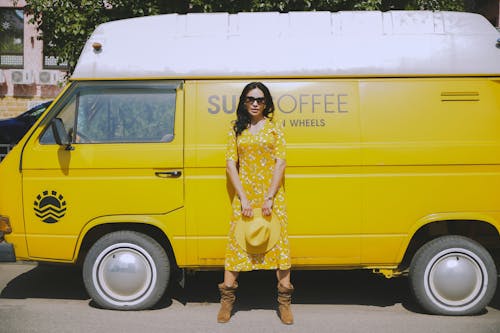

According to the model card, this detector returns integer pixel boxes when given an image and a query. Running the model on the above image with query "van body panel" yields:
[26,234,78,260]
[0,146,29,259]
[18,81,184,260]
[181,77,500,267]
[361,165,500,232]
[3,77,499,267]
[184,80,361,265]
[359,79,500,166]
[359,78,500,264]
[187,80,360,167]
[361,235,405,265]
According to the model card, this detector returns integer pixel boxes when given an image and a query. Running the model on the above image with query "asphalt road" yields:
[0,262,499,333]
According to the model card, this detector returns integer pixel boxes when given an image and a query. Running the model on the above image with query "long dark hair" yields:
[234,82,275,137]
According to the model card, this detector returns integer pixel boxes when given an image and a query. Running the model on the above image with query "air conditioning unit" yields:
[0,70,5,83]
[37,70,61,85]
[11,70,34,84]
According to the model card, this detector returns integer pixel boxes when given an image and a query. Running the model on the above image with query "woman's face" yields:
[244,88,266,120]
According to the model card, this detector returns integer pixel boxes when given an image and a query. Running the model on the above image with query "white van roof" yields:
[72,11,500,79]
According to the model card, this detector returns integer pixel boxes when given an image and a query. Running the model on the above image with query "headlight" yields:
[0,215,12,234]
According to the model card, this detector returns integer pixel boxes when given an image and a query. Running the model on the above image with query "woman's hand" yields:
[240,197,253,217]
[262,197,273,216]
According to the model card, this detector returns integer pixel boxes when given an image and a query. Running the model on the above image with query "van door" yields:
[21,81,184,260]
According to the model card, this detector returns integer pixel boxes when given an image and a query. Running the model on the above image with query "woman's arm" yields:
[262,158,286,216]
[226,160,253,217]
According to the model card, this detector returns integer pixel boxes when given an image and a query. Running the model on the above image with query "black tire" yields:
[82,230,170,310]
[409,235,497,315]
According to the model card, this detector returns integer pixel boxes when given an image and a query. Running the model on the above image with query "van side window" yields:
[40,84,176,144]
[76,88,176,143]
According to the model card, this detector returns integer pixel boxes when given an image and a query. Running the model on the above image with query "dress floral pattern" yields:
[225,119,291,271]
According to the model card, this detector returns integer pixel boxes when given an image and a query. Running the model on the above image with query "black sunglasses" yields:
[245,96,266,105]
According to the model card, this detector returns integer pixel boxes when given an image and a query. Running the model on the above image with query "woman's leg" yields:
[224,270,239,287]
[276,269,294,324]
[218,270,240,323]
[276,269,291,288]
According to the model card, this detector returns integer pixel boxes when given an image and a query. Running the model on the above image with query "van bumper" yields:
[0,241,16,262]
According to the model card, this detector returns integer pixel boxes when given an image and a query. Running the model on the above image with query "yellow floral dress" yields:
[225,118,291,271]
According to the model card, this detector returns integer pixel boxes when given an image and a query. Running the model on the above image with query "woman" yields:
[218,82,293,324]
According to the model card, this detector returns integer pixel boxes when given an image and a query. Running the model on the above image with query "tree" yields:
[23,0,466,74]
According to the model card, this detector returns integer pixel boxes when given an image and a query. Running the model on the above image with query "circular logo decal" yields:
[34,190,67,224]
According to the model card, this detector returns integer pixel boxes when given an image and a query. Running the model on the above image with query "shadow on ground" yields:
[166,269,418,312]
[1,263,499,314]
[0,263,87,300]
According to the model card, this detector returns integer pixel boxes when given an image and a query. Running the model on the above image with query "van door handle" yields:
[155,171,182,178]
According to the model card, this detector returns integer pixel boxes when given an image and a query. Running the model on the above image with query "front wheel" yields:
[83,231,170,310]
[409,235,497,315]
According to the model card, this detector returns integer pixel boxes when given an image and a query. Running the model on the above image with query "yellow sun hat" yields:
[235,208,281,254]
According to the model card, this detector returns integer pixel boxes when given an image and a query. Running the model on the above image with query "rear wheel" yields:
[83,230,170,310]
[409,235,497,315]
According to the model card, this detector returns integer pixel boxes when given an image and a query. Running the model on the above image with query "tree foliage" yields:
[22,0,466,74]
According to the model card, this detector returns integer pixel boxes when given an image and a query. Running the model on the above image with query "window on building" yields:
[43,41,68,69]
[43,55,69,69]
[0,8,24,68]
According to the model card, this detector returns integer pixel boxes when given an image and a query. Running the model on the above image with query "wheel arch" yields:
[74,217,179,273]
[398,215,500,272]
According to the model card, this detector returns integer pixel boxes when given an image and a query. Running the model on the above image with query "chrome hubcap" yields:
[425,248,486,310]
[93,243,157,306]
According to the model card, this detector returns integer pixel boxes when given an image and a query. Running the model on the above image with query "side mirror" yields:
[51,118,74,150]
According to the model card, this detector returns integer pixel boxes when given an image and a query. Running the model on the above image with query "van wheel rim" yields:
[94,243,156,306]
[425,248,486,309]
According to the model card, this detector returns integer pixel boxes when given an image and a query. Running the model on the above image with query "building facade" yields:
[0,0,66,119]
[0,1,499,119]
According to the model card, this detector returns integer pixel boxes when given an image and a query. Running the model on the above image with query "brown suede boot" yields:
[217,282,238,323]
[277,282,294,325]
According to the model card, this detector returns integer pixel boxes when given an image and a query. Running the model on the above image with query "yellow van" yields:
[1,11,499,315]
